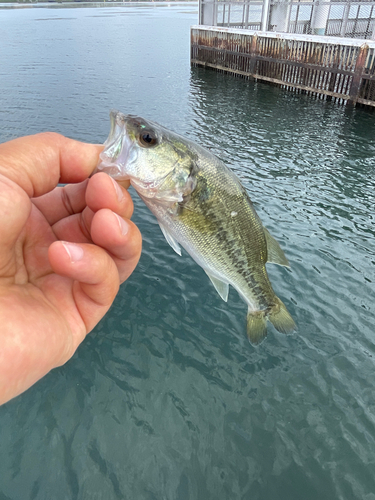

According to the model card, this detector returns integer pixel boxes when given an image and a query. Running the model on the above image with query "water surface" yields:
[0,4,374,499]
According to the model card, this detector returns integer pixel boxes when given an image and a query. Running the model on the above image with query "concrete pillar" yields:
[261,0,271,31]
[269,0,292,32]
[201,0,216,26]
[340,2,350,37]
[311,0,331,36]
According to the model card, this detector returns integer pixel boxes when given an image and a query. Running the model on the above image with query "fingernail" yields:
[111,177,124,203]
[62,242,84,263]
[115,213,129,236]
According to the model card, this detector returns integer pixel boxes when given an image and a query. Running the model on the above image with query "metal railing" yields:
[199,0,375,40]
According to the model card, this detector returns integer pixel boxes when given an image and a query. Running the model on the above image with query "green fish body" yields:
[96,111,296,344]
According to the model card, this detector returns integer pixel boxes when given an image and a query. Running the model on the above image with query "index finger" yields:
[0,132,103,198]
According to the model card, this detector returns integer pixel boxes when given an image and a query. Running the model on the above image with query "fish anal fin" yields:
[159,223,181,256]
[264,228,290,267]
[247,309,267,345]
[205,271,229,302]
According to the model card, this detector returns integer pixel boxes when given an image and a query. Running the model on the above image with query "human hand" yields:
[0,133,142,405]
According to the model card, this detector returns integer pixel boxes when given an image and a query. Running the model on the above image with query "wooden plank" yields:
[191,59,353,100]
[191,26,375,49]
[348,43,369,103]
[249,34,257,74]
[356,97,375,106]
[193,44,356,76]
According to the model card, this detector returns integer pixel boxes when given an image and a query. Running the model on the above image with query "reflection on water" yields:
[0,4,375,500]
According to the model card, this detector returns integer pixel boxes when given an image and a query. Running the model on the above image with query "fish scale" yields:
[95,110,296,344]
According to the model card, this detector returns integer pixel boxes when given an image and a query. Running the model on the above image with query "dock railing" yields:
[200,0,375,40]
[191,25,375,105]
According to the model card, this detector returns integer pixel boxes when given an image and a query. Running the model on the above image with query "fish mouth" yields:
[94,110,134,180]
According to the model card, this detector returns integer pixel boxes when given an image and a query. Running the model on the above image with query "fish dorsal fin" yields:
[159,223,182,256]
[263,228,290,268]
[205,271,229,302]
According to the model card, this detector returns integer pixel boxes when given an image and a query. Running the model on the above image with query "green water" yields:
[0,3,374,499]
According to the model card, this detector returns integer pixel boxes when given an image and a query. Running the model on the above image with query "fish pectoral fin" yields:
[159,223,182,256]
[205,271,229,302]
[246,309,267,345]
[264,228,290,267]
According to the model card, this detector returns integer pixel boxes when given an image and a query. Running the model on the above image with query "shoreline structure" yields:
[192,0,375,107]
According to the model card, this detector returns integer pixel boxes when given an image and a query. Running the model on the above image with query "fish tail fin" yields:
[247,309,267,345]
[268,297,296,335]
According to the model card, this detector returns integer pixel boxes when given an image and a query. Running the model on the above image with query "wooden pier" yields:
[191,26,375,106]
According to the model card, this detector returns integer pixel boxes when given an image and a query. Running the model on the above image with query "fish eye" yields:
[139,131,158,148]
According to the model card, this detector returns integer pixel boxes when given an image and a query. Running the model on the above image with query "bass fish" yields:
[95,110,296,344]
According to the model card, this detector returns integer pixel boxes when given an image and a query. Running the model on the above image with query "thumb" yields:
[0,174,31,274]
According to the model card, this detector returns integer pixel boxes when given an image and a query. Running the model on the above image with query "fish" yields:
[95,110,296,344]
